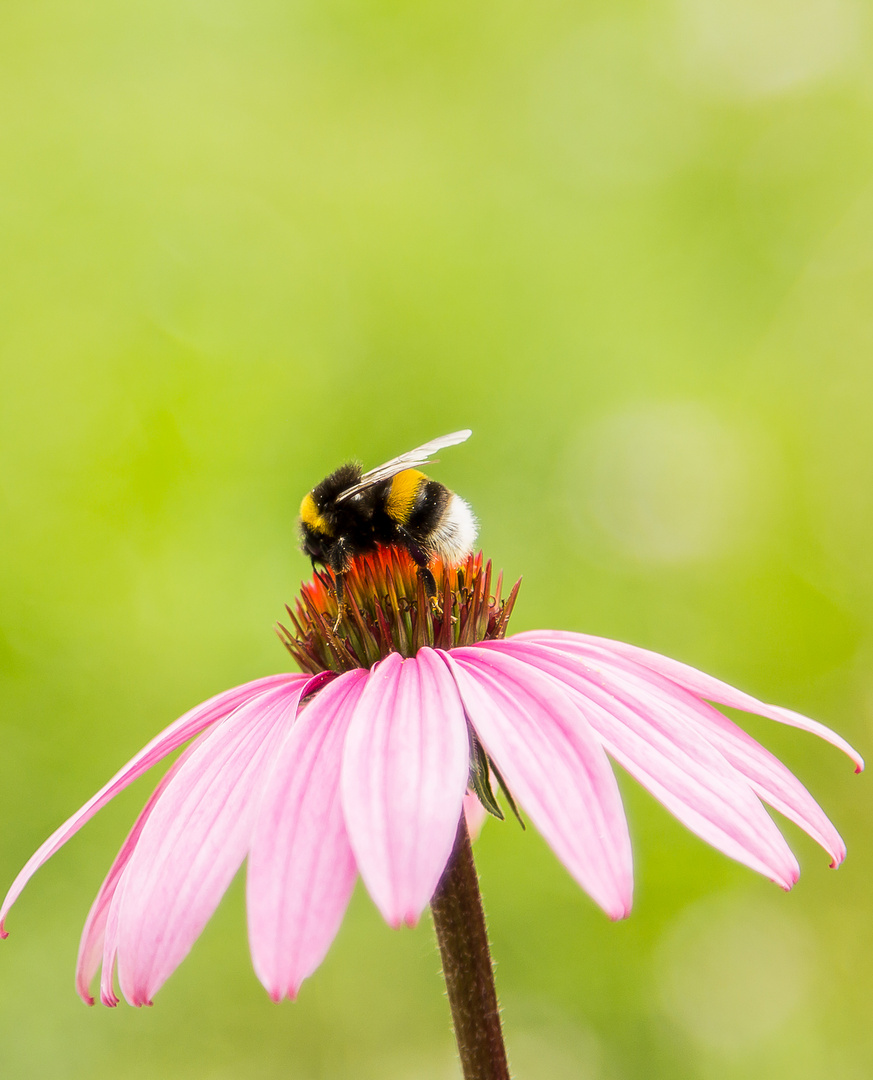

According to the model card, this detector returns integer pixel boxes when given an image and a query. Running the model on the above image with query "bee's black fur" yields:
[300,468,452,600]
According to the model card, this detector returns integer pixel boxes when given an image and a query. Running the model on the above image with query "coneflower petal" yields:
[76,752,191,1005]
[463,791,488,839]
[516,631,864,771]
[112,679,318,1006]
[511,640,846,866]
[341,650,469,928]
[0,673,308,937]
[482,641,801,888]
[100,870,123,1007]
[440,650,634,920]
[247,670,366,1001]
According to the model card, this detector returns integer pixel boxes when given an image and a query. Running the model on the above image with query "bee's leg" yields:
[328,544,350,631]
[419,566,438,602]
[397,529,440,611]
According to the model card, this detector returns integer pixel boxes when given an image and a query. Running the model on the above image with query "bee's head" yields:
[299,521,328,565]
[299,492,332,565]
[298,463,362,562]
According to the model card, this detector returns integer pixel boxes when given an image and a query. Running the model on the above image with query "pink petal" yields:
[0,673,309,937]
[341,649,470,928]
[464,792,488,840]
[110,678,322,1006]
[100,875,123,1007]
[512,640,846,866]
[515,631,863,771]
[480,640,800,888]
[438,650,634,920]
[76,752,190,1005]
[247,670,368,1001]
[693,701,847,865]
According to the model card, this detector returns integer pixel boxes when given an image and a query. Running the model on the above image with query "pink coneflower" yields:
[0,549,861,1025]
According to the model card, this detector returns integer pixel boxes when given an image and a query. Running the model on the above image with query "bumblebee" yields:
[299,430,477,606]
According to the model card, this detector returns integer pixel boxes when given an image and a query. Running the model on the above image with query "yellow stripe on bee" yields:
[300,492,333,536]
[386,469,426,524]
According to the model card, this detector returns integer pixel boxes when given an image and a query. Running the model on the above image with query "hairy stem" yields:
[430,816,510,1080]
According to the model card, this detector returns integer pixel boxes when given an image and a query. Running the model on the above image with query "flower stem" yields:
[430,816,511,1080]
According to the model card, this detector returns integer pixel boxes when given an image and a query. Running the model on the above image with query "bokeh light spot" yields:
[564,401,769,565]
[675,0,861,99]
[654,892,814,1054]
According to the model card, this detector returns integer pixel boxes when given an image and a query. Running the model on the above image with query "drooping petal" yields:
[247,670,368,1001]
[0,673,310,936]
[111,677,323,1006]
[690,705,846,864]
[438,650,634,920]
[506,639,846,866]
[100,871,123,1007]
[479,640,800,887]
[341,649,470,928]
[76,753,190,1005]
[514,631,864,770]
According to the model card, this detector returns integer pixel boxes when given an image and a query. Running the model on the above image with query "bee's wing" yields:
[335,429,472,503]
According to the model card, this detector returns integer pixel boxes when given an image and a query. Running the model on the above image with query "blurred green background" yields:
[1,0,871,1077]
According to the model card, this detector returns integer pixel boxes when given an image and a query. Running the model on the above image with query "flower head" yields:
[0,548,861,1007]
